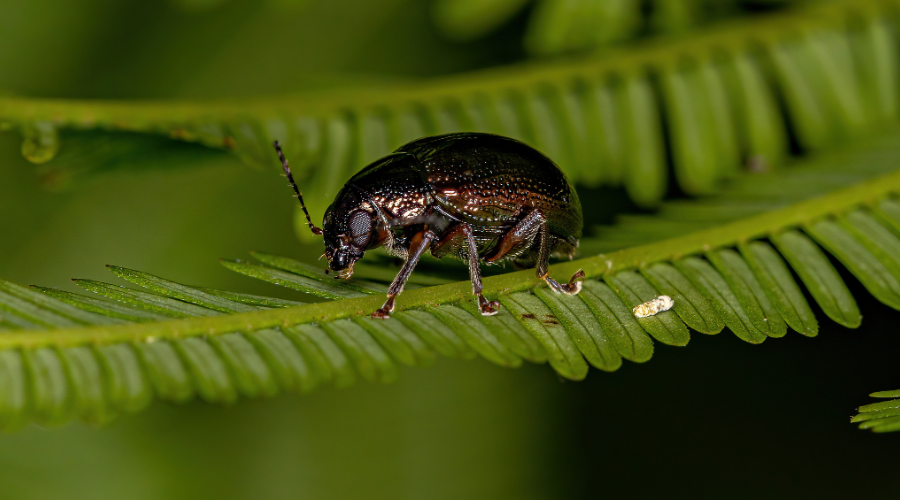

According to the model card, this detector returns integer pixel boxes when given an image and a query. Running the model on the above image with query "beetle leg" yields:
[430,222,467,259]
[535,220,584,295]
[485,210,544,263]
[373,229,435,319]
[461,223,501,316]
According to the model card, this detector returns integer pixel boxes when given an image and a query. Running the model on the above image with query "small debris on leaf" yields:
[633,295,674,318]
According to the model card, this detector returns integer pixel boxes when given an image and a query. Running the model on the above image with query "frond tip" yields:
[851,390,900,433]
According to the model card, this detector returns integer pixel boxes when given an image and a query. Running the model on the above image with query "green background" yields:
[0,0,896,498]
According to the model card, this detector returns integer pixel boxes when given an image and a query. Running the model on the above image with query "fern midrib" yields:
[0,0,890,127]
[4,167,900,350]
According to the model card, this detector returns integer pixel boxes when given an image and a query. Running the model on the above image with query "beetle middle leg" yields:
[373,229,436,319]
[432,223,501,316]
[491,210,584,294]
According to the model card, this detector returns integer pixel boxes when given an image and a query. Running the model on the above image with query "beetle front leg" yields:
[373,229,435,319]
[535,220,584,295]
[461,224,501,316]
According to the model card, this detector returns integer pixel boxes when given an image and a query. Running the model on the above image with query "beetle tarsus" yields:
[544,269,585,295]
[478,295,501,316]
[335,264,355,280]
[372,296,395,319]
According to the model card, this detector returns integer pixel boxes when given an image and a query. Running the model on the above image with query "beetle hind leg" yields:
[485,210,543,264]
[534,218,584,295]
[543,270,585,294]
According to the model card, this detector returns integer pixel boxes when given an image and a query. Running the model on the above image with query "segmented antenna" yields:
[273,140,323,235]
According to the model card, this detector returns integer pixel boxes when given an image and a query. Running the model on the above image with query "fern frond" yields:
[2,130,900,429]
[432,0,797,54]
[852,390,900,432]
[1,0,896,213]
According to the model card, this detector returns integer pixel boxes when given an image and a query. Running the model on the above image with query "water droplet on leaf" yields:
[20,121,59,164]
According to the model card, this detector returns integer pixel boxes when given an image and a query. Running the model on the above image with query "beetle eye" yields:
[349,210,371,248]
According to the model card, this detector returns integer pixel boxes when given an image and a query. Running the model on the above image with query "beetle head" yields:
[273,142,384,279]
[322,188,377,279]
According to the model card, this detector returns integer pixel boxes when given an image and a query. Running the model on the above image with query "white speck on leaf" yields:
[633,295,674,318]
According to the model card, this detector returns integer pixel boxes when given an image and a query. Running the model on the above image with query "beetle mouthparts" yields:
[333,263,355,280]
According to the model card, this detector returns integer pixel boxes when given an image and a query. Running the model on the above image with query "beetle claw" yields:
[478,296,501,316]
[334,263,355,280]
[373,294,396,319]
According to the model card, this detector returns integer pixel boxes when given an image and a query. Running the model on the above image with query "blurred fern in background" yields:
[0,0,899,498]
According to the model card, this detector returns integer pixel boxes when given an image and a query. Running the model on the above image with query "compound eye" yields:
[349,210,371,248]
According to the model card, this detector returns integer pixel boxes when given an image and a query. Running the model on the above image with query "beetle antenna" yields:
[273,140,323,235]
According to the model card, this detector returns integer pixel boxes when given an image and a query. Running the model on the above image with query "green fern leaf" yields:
[0,0,895,215]
[432,0,791,53]
[852,391,900,433]
[1,128,900,428]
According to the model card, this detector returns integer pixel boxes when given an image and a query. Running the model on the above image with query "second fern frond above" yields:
[2,0,897,214]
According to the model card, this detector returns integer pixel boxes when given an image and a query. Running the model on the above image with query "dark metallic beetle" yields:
[273,132,584,319]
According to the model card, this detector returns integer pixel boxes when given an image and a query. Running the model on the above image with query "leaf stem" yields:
[4,167,900,350]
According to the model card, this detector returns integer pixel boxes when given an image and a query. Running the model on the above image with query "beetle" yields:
[273,132,584,319]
